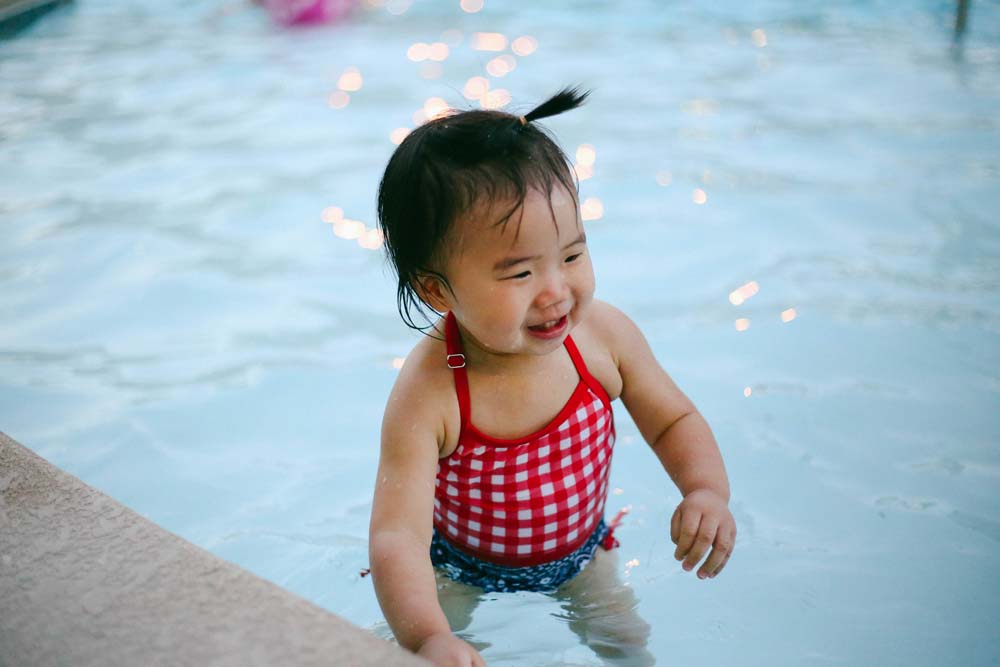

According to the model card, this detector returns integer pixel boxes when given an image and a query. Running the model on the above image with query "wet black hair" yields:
[377,86,590,334]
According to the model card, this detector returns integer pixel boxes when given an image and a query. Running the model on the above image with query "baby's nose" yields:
[536,273,569,308]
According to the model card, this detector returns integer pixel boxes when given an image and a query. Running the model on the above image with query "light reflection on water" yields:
[2,1,999,665]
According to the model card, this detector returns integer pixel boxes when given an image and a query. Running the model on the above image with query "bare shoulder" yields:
[371,329,457,540]
[578,299,646,366]
[382,327,461,457]
[571,299,642,401]
[583,302,697,449]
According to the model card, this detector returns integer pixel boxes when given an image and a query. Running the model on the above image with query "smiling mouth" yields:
[527,314,568,337]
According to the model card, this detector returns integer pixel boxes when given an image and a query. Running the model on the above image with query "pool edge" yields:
[0,430,426,667]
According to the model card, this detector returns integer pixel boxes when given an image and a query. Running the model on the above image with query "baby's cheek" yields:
[575,286,595,316]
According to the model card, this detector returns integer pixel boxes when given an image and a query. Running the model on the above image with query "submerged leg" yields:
[552,548,655,665]
[435,569,483,633]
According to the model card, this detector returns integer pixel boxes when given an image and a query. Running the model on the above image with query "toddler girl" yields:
[369,88,735,667]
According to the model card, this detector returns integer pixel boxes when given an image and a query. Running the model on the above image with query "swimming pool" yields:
[2,0,999,664]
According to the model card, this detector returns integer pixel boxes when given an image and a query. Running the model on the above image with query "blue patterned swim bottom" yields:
[431,520,611,593]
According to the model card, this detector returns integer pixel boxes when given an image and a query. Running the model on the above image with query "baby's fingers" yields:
[672,508,703,562]
[697,524,736,579]
[682,517,719,573]
[670,505,681,545]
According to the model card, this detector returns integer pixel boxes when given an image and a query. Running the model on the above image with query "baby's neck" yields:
[467,346,554,378]
[453,326,562,378]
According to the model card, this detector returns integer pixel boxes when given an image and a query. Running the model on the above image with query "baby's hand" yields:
[670,488,736,579]
[417,631,486,667]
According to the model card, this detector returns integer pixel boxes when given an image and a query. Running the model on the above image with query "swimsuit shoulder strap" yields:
[564,334,612,407]
[444,311,471,431]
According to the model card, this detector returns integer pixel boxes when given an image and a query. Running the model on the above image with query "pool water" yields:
[2,1,999,665]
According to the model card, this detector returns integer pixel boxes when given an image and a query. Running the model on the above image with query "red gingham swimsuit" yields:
[433,311,619,568]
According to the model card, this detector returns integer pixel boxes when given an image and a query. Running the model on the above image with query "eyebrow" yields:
[492,232,587,272]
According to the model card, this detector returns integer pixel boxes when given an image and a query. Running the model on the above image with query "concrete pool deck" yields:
[0,431,425,666]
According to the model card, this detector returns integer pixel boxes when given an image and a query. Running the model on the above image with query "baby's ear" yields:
[413,273,452,313]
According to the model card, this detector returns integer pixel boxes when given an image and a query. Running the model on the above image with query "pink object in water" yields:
[264,0,355,26]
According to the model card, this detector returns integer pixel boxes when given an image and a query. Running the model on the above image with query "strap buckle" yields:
[446,353,466,369]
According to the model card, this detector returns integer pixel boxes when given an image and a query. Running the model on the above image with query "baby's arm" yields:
[596,302,736,579]
[369,373,485,667]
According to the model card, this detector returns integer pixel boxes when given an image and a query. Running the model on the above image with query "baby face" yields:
[440,186,596,359]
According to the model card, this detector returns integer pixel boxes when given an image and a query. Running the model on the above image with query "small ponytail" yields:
[522,86,590,124]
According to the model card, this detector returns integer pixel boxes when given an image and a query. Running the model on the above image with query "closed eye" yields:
[503,270,531,280]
